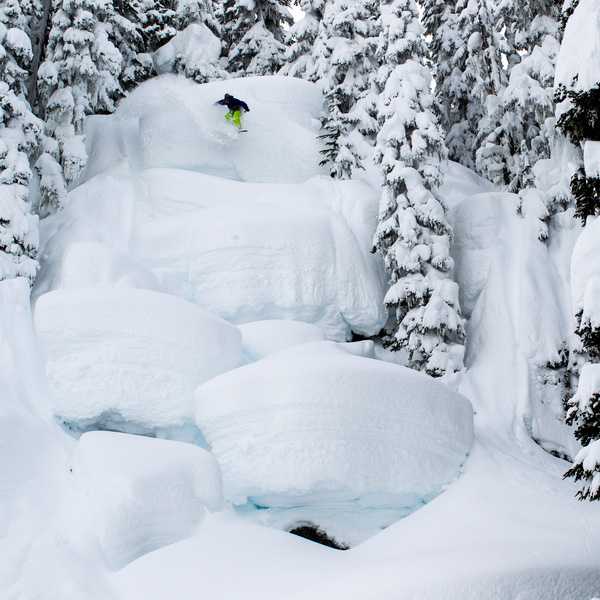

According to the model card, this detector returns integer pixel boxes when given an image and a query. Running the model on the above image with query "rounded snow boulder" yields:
[74,431,222,569]
[195,342,474,508]
[239,319,326,360]
[35,288,242,431]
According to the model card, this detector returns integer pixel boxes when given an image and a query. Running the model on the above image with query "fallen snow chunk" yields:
[239,319,326,359]
[74,431,222,569]
[195,341,474,509]
[35,288,242,431]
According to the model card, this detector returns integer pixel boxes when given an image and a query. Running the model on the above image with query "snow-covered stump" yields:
[195,341,474,546]
[34,288,242,435]
[73,431,223,569]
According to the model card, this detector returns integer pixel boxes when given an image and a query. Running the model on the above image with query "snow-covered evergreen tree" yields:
[554,0,600,223]
[0,0,41,281]
[177,0,219,33]
[435,0,506,169]
[226,0,293,75]
[317,0,379,178]
[112,0,155,90]
[476,6,561,192]
[558,0,600,500]
[140,0,178,51]
[37,0,125,186]
[280,0,325,79]
[143,0,220,52]
[219,0,251,56]
[371,0,464,377]
[560,0,579,31]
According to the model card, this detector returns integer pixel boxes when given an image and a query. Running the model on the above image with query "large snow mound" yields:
[83,74,324,184]
[34,287,242,431]
[239,319,326,360]
[195,341,474,507]
[37,75,386,340]
[73,431,222,569]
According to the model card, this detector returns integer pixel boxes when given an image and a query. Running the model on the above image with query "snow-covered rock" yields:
[105,74,325,183]
[37,76,386,340]
[35,288,242,432]
[153,23,221,76]
[195,341,473,512]
[73,431,222,569]
[239,319,326,360]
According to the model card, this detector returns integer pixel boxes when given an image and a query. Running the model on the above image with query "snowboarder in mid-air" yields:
[216,93,250,131]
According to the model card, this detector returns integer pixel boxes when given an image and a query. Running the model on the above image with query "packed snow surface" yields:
[34,287,242,431]
[196,341,474,507]
[238,319,326,360]
[37,75,386,340]
[72,431,222,569]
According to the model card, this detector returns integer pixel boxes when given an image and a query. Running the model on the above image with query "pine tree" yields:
[37,0,125,186]
[476,1,561,192]
[142,0,178,51]
[434,0,506,169]
[280,0,325,80]
[556,84,600,222]
[317,0,379,178]
[157,0,224,83]
[112,0,155,91]
[226,0,293,75]
[559,0,600,500]
[0,0,41,281]
[371,0,464,377]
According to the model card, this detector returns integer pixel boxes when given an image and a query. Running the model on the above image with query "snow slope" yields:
[36,75,386,340]
[9,73,600,600]
[109,166,600,600]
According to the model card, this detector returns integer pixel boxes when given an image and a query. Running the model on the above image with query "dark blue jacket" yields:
[217,94,250,112]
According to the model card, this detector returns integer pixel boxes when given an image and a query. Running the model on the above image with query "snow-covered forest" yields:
[2,0,600,597]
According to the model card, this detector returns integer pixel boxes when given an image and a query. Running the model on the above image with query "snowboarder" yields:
[216,93,250,131]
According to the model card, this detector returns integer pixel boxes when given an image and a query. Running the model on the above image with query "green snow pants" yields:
[225,109,242,129]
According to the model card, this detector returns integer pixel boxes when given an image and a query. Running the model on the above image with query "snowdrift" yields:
[73,431,222,569]
[195,341,473,543]
[36,75,386,340]
[34,287,242,432]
